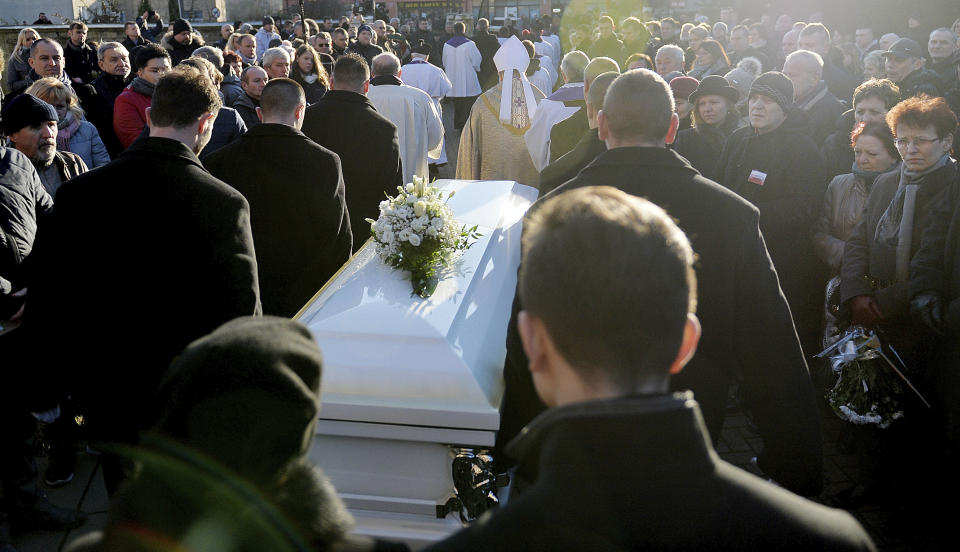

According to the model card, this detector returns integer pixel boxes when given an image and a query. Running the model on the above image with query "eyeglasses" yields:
[894,136,941,149]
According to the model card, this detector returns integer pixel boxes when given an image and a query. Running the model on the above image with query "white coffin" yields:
[296,180,537,548]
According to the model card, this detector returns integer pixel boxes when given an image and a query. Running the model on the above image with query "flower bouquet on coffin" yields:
[367,176,481,298]
[814,327,931,429]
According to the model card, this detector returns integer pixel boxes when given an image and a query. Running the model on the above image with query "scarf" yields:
[851,160,899,180]
[301,73,318,84]
[874,153,951,281]
[131,76,156,97]
[239,52,255,65]
[370,75,402,86]
[57,111,81,151]
[796,81,830,112]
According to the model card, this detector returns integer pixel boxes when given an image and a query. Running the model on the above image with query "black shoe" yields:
[10,497,86,532]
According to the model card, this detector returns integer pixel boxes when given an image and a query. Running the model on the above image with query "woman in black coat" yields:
[673,75,742,175]
[289,44,329,105]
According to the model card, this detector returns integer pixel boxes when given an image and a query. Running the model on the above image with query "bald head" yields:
[600,69,674,145]
[371,52,401,76]
[560,50,589,83]
[586,71,618,127]
[584,57,620,92]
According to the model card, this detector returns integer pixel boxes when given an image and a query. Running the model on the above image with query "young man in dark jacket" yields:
[883,38,941,98]
[205,79,352,317]
[429,184,874,552]
[23,66,261,493]
[501,69,825,498]
[301,54,402,251]
[64,21,99,84]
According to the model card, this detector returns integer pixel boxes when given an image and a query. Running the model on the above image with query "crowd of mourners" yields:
[2,4,960,551]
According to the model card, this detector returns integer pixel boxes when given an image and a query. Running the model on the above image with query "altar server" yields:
[401,40,453,172]
[442,21,482,130]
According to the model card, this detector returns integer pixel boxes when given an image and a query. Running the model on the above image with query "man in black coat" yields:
[882,38,941,99]
[302,54,403,251]
[473,18,501,91]
[429,185,872,552]
[205,79,352,318]
[500,69,824,497]
[64,22,99,84]
[22,67,261,492]
[783,50,845,144]
[82,41,131,158]
[714,72,829,358]
[537,72,615,195]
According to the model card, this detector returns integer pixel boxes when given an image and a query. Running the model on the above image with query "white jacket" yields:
[366,82,444,185]
[442,38,482,97]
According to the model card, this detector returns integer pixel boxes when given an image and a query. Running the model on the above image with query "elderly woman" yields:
[289,44,329,104]
[26,77,110,168]
[840,95,957,336]
[823,79,901,177]
[815,121,900,273]
[673,75,742,174]
[861,50,884,81]
[6,28,40,96]
[688,39,731,80]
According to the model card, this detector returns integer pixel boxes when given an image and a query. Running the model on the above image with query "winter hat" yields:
[412,39,432,56]
[172,18,192,36]
[1,94,57,135]
[669,76,700,101]
[882,37,923,60]
[749,71,794,112]
[154,316,323,481]
[357,24,373,36]
[689,75,741,105]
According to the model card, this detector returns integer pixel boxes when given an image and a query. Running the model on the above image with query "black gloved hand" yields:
[910,291,944,336]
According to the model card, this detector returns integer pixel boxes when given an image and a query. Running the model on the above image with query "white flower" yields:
[414,201,427,217]
[408,233,421,246]
[379,200,390,212]
[431,217,444,228]
[410,217,425,231]
[426,226,438,237]
[404,183,414,193]
[381,229,394,243]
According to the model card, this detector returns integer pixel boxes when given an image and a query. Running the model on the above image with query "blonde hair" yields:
[26,77,85,121]
[13,28,40,62]
[225,32,246,53]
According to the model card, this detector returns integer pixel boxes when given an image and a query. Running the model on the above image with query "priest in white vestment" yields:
[442,21,483,130]
[367,53,444,186]
[401,41,453,169]
[456,36,544,188]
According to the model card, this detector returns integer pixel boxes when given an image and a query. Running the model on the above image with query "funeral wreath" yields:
[368,176,481,297]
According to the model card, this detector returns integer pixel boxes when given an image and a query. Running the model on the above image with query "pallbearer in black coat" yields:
[23,68,260,491]
[537,71,616,196]
[301,54,403,250]
[205,79,352,318]
[429,187,873,552]
[499,69,824,497]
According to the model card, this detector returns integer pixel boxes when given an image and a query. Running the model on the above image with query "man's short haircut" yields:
[621,17,643,33]
[371,52,401,76]
[560,51,589,82]
[799,22,830,41]
[785,49,823,75]
[97,41,127,62]
[586,71,618,109]
[181,56,222,86]
[603,69,674,143]
[332,53,370,90]
[69,21,87,32]
[454,21,466,35]
[520,186,696,387]
[30,38,62,58]
[689,26,709,39]
[730,24,748,37]
[332,27,348,38]
[149,67,221,128]
[262,47,290,68]
[584,57,620,86]
[135,43,170,69]
[124,21,137,30]
[656,44,685,66]
[886,94,958,139]
[192,46,224,69]
[259,78,305,118]
[930,27,958,44]
[854,78,900,109]
[598,15,614,27]
[240,65,266,84]
[661,17,679,27]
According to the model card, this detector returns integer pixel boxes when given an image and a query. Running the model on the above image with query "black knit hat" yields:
[172,18,192,36]
[749,71,794,112]
[1,94,58,135]
[412,39,432,56]
[689,75,741,106]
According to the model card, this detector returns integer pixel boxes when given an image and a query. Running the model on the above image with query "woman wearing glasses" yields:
[840,94,957,339]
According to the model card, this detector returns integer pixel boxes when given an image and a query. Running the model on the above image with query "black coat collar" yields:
[507,392,717,487]
[319,89,376,110]
[123,137,205,171]
[585,145,698,173]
